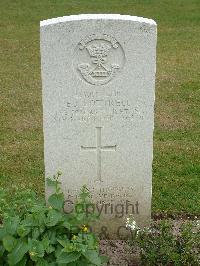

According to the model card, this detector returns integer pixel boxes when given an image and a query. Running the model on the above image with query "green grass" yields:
[0,0,200,215]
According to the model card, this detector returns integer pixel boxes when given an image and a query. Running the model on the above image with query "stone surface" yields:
[40,14,157,239]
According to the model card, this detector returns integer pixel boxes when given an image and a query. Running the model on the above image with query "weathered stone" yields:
[40,14,157,239]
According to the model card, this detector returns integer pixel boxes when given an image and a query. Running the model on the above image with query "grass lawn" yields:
[0,0,200,216]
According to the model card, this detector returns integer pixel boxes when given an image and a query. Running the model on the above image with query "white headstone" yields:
[40,14,157,239]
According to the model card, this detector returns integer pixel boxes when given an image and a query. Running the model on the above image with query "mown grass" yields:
[0,0,200,215]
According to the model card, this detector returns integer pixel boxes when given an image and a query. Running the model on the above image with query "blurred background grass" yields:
[0,0,199,215]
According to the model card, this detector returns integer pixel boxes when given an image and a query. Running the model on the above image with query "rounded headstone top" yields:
[40,14,157,27]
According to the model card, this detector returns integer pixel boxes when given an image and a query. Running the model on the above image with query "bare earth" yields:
[100,240,140,266]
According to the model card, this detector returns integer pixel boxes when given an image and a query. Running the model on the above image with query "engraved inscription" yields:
[65,186,137,203]
[49,90,146,124]
[81,127,117,181]
[74,34,125,85]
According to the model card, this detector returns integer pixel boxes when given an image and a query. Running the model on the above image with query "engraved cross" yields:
[81,127,117,181]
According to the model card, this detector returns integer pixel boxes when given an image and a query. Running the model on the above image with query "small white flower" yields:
[126,216,139,231]
[196,220,200,227]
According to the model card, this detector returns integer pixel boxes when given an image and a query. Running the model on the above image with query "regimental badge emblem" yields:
[74,34,125,86]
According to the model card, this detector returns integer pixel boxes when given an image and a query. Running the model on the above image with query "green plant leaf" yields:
[46,178,60,187]
[57,251,81,264]
[30,204,47,214]
[48,263,57,266]
[33,227,41,239]
[8,239,29,265]
[29,239,45,262]
[23,211,46,228]
[41,236,50,249]
[22,213,35,227]
[57,239,70,248]
[79,186,90,201]
[46,178,56,187]
[83,250,102,266]
[62,220,71,230]
[17,225,31,238]
[48,193,64,210]
[15,256,27,266]
[46,244,55,254]
[0,245,5,257]
[32,226,45,239]
[36,258,49,266]
[41,236,55,254]
[100,255,109,264]
[55,245,63,259]
[3,235,17,252]
[47,230,57,245]
[4,216,20,235]
[0,228,7,241]
[0,184,103,265]
[45,209,64,227]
